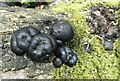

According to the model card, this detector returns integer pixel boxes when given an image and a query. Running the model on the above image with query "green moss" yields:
[50,0,119,79]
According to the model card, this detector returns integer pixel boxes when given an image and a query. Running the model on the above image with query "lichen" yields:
[50,0,119,79]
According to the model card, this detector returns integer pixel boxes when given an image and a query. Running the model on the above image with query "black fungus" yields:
[103,40,113,50]
[10,21,77,68]
[55,46,78,67]
[56,40,63,46]
[55,47,68,63]
[27,34,57,62]
[65,53,78,67]
[53,57,63,68]
[51,21,74,42]
[11,27,40,56]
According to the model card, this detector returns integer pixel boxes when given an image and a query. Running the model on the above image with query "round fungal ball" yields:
[55,47,68,63]
[53,57,63,68]
[51,21,74,42]
[103,40,113,50]
[11,27,40,56]
[27,34,57,62]
[65,53,78,67]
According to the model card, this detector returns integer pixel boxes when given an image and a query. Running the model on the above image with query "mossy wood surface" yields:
[0,0,120,79]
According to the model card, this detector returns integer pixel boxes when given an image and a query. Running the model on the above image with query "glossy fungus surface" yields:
[53,57,63,68]
[10,21,77,68]
[55,46,78,67]
[27,34,57,62]
[65,53,78,67]
[11,27,40,56]
[55,47,68,63]
[51,21,74,42]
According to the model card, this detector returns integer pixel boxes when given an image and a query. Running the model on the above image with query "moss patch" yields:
[50,0,119,79]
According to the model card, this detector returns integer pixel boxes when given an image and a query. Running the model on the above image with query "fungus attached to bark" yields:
[11,27,40,56]
[51,21,74,42]
[27,34,57,62]
[10,21,77,68]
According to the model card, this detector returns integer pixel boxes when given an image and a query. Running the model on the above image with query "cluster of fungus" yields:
[11,21,78,68]
[51,21,77,67]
